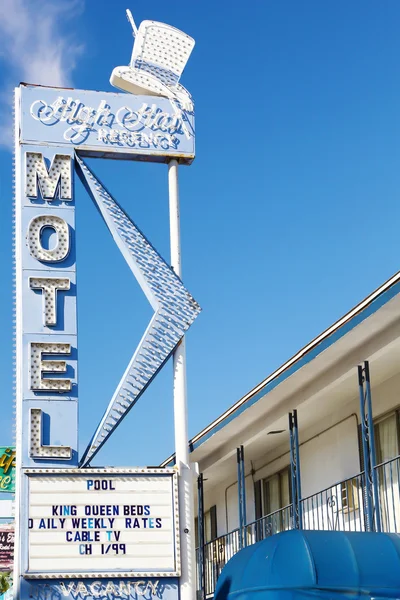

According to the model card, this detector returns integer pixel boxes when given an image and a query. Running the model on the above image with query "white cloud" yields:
[0,0,84,149]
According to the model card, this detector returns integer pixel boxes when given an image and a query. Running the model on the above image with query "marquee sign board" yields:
[14,11,199,600]
[24,469,179,578]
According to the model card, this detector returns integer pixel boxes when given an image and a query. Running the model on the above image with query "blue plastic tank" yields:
[214,530,400,600]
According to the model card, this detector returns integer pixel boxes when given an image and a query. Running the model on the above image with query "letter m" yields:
[25,152,72,200]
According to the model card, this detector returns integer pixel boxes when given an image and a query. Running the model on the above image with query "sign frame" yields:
[22,468,180,580]
[19,85,195,164]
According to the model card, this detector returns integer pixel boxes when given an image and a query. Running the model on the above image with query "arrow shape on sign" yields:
[76,155,201,467]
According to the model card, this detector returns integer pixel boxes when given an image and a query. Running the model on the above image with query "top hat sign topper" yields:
[110,9,195,112]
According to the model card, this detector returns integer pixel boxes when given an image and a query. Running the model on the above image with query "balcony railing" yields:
[244,504,293,543]
[376,455,400,533]
[198,528,240,597]
[301,472,366,532]
[197,456,400,597]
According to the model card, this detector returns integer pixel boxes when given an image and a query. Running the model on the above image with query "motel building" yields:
[162,270,400,598]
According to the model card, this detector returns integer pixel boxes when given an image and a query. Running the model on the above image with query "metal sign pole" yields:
[168,159,196,600]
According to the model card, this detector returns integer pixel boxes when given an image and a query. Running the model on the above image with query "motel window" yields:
[340,477,360,512]
[375,412,400,464]
[359,410,400,470]
[254,467,291,520]
[195,505,217,548]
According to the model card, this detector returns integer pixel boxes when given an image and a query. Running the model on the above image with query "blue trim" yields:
[166,279,400,466]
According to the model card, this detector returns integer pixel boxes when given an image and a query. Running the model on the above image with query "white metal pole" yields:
[168,159,196,600]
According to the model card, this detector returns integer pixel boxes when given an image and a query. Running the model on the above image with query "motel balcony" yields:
[195,455,400,597]
[160,272,400,598]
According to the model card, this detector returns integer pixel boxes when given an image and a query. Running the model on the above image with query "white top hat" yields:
[110,11,195,111]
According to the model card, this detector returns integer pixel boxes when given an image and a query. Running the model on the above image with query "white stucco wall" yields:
[225,475,255,533]
[371,371,400,420]
[299,415,359,497]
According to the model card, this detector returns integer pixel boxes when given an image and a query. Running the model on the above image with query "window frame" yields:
[195,505,217,548]
[255,466,291,519]
[359,408,400,471]
[374,410,400,465]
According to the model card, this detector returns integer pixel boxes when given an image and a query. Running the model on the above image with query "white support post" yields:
[168,159,196,600]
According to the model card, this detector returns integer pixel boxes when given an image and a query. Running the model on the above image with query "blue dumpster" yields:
[214,530,400,600]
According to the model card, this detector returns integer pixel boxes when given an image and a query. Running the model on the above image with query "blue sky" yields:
[0,0,400,468]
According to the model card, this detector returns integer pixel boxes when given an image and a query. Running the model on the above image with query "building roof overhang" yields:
[161,270,400,469]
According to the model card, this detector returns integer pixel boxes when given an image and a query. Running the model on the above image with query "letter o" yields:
[27,215,70,263]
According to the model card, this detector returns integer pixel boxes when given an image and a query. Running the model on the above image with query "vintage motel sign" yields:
[0,448,16,493]
[14,11,199,600]
[0,526,14,571]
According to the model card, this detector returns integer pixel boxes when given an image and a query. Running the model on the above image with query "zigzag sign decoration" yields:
[76,155,201,467]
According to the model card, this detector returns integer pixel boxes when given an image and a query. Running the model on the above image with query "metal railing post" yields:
[289,411,302,529]
[236,445,247,548]
[240,445,247,544]
[293,410,303,529]
[237,447,244,549]
[289,412,297,529]
[358,364,374,531]
[364,361,382,532]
